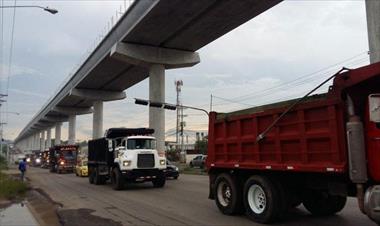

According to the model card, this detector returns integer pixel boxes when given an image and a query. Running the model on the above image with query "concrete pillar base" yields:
[149,64,165,153]
[68,115,76,145]
[93,101,104,139]
[55,123,62,145]
[40,131,45,152]
[46,129,52,149]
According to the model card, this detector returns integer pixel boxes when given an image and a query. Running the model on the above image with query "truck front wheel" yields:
[243,175,281,224]
[152,174,166,188]
[214,173,243,215]
[111,168,124,190]
[302,190,347,216]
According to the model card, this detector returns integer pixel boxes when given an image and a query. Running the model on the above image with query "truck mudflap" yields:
[208,173,216,200]
[365,185,380,223]
[122,169,164,181]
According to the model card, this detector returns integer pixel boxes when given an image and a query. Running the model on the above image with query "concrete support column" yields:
[33,134,36,150]
[55,123,62,145]
[29,137,32,151]
[366,0,380,63]
[40,131,45,152]
[68,115,76,145]
[46,128,51,148]
[92,101,103,139]
[35,133,40,150]
[149,64,165,152]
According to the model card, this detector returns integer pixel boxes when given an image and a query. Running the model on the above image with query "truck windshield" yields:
[62,150,75,159]
[127,139,156,150]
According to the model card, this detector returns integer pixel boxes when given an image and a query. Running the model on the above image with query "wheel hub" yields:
[248,184,266,214]
[217,181,232,207]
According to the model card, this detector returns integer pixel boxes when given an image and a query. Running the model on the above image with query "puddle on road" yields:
[0,201,38,226]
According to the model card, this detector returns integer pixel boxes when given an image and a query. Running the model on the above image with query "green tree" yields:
[195,139,208,155]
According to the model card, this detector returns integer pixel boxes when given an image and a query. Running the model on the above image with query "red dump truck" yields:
[207,63,380,224]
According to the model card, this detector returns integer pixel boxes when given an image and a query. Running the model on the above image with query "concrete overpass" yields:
[14,0,283,152]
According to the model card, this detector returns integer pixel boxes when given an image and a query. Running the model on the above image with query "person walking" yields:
[18,158,27,182]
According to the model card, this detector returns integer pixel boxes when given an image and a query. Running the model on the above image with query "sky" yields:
[0,0,370,143]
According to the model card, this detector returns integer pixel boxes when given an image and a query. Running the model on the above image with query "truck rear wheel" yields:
[88,167,94,184]
[214,173,243,215]
[243,175,281,224]
[152,174,166,188]
[111,168,124,190]
[94,168,101,185]
[302,190,347,216]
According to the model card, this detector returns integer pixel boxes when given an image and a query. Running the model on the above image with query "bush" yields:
[0,155,7,170]
[0,172,28,200]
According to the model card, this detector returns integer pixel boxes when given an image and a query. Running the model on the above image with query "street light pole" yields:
[0,5,58,14]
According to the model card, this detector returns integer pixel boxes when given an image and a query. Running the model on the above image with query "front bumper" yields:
[121,169,164,181]
[81,170,88,176]
[58,165,74,171]
[164,169,179,178]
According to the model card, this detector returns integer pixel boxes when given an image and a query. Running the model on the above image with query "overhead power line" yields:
[5,0,17,126]
[206,51,369,109]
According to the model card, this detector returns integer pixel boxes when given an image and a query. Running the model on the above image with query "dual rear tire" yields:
[214,173,347,224]
[214,173,243,215]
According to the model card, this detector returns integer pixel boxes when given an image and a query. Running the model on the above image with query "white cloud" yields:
[0,64,44,80]
[8,88,46,98]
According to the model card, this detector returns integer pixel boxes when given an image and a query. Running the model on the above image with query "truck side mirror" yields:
[108,140,113,152]
[369,94,380,123]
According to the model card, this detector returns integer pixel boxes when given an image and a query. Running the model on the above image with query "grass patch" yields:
[0,155,8,171]
[0,172,28,200]
[178,164,207,176]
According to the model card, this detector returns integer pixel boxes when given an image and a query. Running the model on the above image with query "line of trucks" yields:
[30,62,380,225]
[41,128,168,190]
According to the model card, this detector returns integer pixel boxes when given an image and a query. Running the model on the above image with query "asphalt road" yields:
[26,167,376,226]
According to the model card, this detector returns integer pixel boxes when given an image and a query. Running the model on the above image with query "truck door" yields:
[366,95,380,182]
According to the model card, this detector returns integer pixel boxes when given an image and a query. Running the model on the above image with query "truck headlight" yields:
[160,160,166,165]
[123,160,131,166]
[175,167,179,171]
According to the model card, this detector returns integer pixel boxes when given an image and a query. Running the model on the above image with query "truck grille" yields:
[137,154,154,168]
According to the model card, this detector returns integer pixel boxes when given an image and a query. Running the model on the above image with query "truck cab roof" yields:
[126,136,155,140]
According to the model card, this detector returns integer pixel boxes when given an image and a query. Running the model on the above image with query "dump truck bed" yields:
[207,96,347,173]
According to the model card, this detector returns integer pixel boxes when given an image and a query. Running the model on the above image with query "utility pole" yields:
[174,80,183,146]
[0,95,7,158]
[175,80,187,162]
[366,0,380,63]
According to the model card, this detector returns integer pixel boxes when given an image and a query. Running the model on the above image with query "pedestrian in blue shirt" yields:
[18,158,27,181]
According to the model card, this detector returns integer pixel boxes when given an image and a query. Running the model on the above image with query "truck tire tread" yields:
[243,175,281,224]
[152,175,166,188]
[214,173,243,215]
[302,190,347,216]
[111,168,124,190]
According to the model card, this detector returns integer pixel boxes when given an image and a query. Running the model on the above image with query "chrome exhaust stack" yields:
[346,95,368,214]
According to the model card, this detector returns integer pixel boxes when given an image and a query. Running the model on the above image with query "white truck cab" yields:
[88,128,167,190]
[114,136,166,171]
